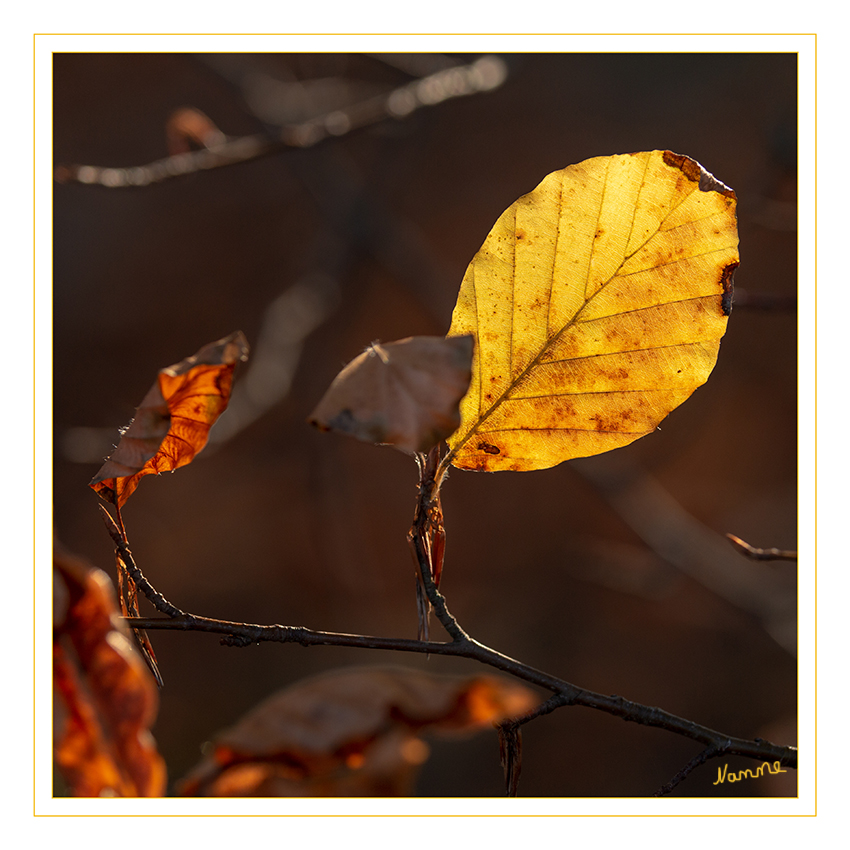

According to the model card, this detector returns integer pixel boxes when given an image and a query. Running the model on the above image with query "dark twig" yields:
[126,613,462,654]
[654,742,729,797]
[497,693,572,795]
[510,692,573,727]
[123,610,797,773]
[101,490,165,686]
[411,530,468,643]
[97,504,184,618]
[408,448,468,644]
[726,533,798,562]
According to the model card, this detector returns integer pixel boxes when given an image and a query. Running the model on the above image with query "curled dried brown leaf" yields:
[53,542,166,797]
[309,335,474,454]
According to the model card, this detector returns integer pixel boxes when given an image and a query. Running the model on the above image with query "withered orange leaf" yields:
[177,665,535,797]
[90,331,249,506]
[53,541,166,797]
[309,335,474,455]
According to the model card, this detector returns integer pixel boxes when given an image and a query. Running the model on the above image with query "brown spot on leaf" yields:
[559,400,576,417]
[662,150,701,183]
[478,442,501,455]
[662,150,736,199]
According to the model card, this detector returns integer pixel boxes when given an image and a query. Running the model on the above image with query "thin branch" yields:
[98,504,184,618]
[654,743,728,797]
[726,533,798,562]
[496,694,572,795]
[54,55,508,188]
[124,611,797,772]
[573,458,797,655]
[507,692,573,727]
[408,446,468,643]
[411,536,470,643]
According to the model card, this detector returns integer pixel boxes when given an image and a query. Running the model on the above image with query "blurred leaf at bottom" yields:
[53,540,166,797]
[178,665,537,796]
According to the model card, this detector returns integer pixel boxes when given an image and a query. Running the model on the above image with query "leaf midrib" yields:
[446,165,708,464]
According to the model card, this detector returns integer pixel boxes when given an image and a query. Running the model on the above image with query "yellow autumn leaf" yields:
[446,150,739,472]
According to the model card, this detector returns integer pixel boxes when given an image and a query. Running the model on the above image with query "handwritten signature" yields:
[713,761,788,786]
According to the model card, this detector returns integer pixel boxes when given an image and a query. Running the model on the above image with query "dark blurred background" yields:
[52,52,797,797]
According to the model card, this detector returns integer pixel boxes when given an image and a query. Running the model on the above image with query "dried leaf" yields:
[115,551,163,688]
[407,446,446,640]
[90,331,249,506]
[53,541,166,797]
[446,150,739,471]
[309,335,473,454]
[497,721,522,797]
[177,665,536,797]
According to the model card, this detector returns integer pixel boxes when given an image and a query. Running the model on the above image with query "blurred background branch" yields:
[726,534,798,562]
[572,456,797,656]
[54,54,508,188]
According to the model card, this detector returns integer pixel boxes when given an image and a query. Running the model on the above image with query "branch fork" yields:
[97,450,796,796]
